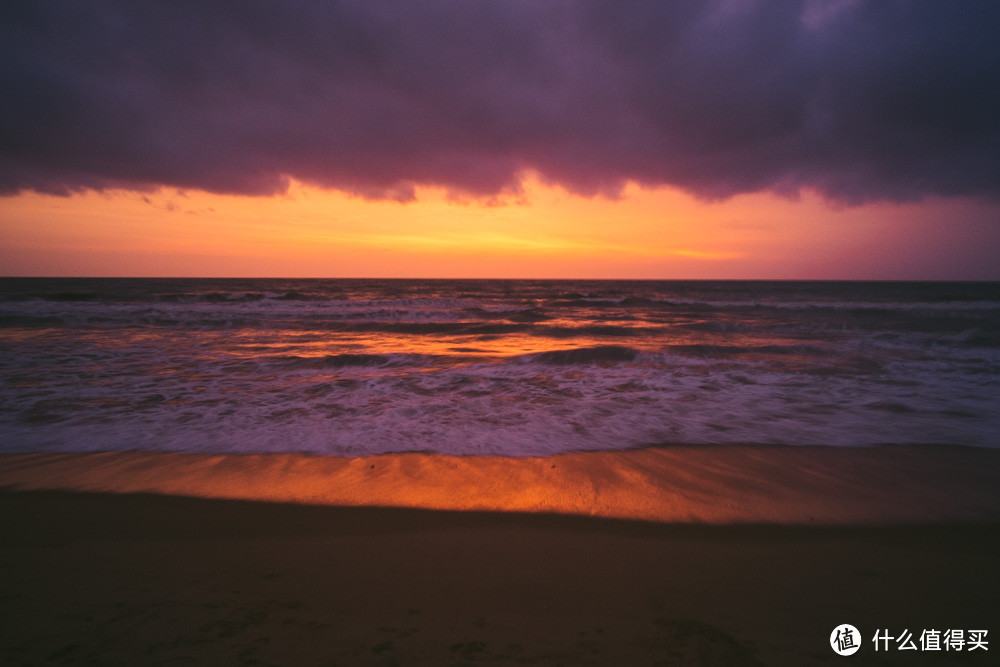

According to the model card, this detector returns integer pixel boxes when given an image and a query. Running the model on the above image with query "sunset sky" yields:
[2,0,999,279]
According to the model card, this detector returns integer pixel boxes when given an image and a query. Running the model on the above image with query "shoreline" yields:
[4,444,999,664]
[2,443,1000,524]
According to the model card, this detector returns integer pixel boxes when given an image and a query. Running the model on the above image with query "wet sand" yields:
[2,445,999,665]
[3,444,1000,523]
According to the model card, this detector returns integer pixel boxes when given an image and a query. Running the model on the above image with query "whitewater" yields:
[1,278,998,456]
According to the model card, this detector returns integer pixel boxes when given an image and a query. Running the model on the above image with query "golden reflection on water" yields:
[4,445,998,524]
[220,323,658,365]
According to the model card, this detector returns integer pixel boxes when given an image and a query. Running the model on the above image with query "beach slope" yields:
[2,444,999,665]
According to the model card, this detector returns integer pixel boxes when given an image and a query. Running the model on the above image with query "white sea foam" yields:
[1,278,998,456]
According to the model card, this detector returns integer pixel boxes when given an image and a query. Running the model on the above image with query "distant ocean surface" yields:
[1,278,998,456]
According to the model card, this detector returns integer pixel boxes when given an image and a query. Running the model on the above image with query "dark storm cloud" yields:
[2,0,998,204]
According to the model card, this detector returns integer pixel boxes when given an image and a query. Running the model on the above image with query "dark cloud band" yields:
[2,0,998,204]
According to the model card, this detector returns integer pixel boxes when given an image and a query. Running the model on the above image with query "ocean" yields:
[1,278,998,456]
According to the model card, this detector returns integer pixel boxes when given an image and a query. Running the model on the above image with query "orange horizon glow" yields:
[2,176,999,280]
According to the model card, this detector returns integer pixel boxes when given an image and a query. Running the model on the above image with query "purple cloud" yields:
[2,0,998,204]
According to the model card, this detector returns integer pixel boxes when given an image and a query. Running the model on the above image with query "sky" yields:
[2,0,999,279]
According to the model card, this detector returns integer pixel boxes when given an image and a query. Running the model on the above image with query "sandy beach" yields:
[1,494,998,666]
[2,445,999,665]
[3,444,1000,524]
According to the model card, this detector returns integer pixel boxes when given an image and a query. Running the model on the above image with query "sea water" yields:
[1,278,997,456]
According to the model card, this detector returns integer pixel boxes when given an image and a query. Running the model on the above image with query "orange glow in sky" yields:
[2,177,998,280]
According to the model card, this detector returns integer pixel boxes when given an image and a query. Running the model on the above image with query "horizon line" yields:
[2,275,997,283]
